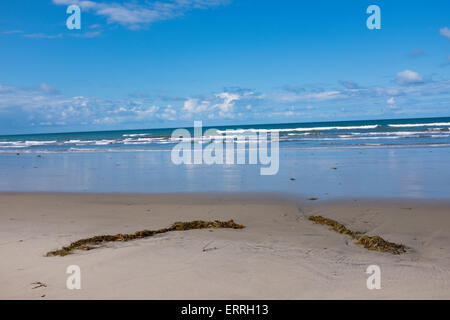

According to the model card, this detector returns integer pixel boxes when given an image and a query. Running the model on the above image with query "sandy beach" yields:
[2,0,449,307]
[1,193,449,300]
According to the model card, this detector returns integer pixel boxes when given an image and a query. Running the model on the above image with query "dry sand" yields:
[0,193,449,299]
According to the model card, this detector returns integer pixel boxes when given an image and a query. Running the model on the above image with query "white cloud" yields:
[71,30,103,38]
[182,98,210,114]
[0,83,167,128]
[440,27,450,40]
[1,76,450,133]
[23,33,63,39]
[396,70,424,85]
[160,105,177,120]
[276,90,343,103]
[180,92,240,118]
[339,81,360,89]
[52,0,229,29]
[93,117,115,124]
[134,105,159,119]
[38,83,60,94]
[212,92,239,117]
[1,30,23,34]
[387,97,398,109]
[307,91,341,100]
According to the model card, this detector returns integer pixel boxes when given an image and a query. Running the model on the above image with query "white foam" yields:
[0,140,57,147]
[94,140,118,145]
[431,135,450,138]
[24,140,57,146]
[216,125,379,134]
[122,133,151,137]
[388,122,450,128]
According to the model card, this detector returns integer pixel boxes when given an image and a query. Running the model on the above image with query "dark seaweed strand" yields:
[308,215,407,254]
[46,220,245,257]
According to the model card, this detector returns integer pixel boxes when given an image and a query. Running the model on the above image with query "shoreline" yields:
[0,192,449,299]
[2,191,450,204]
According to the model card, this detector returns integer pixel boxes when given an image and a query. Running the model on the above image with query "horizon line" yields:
[1,115,449,137]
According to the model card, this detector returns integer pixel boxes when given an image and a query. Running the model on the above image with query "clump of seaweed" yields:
[46,220,244,257]
[308,215,407,255]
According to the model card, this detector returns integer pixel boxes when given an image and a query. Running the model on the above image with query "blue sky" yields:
[0,0,449,134]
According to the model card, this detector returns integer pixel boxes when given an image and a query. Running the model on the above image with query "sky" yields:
[0,0,449,134]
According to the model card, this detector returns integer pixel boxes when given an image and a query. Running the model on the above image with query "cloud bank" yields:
[1,68,449,134]
[440,27,450,40]
[52,0,229,29]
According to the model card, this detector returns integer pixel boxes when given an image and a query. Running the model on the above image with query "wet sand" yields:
[0,193,449,299]
[1,147,449,199]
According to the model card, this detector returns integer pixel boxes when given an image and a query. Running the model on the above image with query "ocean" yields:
[1,117,450,153]
[1,116,449,197]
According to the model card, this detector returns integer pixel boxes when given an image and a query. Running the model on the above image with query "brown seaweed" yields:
[46,220,244,257]
[31,282,47,289]
[308,215,407,254]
